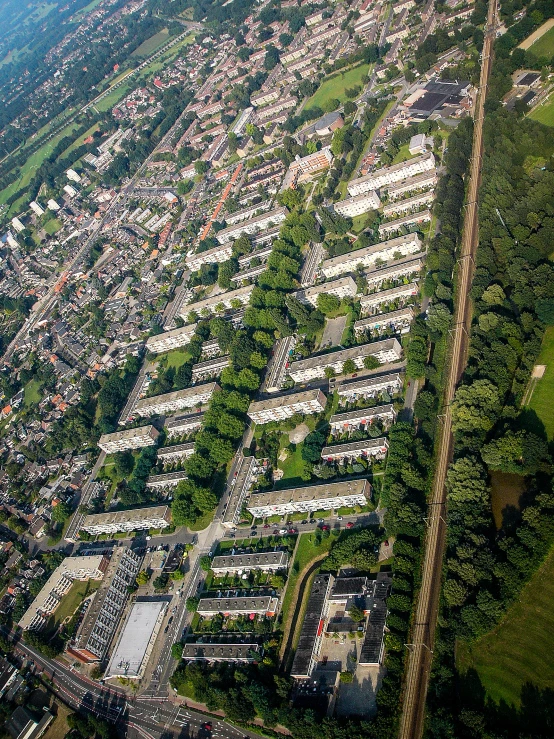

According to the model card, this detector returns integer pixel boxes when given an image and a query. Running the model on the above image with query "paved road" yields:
[397,1,498,736]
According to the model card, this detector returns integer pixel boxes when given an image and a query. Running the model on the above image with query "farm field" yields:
[132,28,170,57]
[526,326,554,439]
[529,95,554,127]
[457,545,554,707]
[305,63,370,113]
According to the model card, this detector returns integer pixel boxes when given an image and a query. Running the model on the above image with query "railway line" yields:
[397,0,498,737]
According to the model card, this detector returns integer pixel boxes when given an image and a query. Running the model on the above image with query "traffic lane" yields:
[229,512,382,538]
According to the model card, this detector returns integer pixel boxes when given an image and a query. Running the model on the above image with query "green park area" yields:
[529,94,554,127]
[457,544,554,707]
[305,63,370,113]
[24,379,42,407]
[132,28,170,57]
[527,24,554,58]
[95,81,133,113]
[162,347,192,370]
[44,218,63,235]
[526,326,554,439]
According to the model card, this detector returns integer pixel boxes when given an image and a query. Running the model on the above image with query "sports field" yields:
[526,326,554,439]
[457,545,554,707]
[526,24,554,57]
[132,28,170,57]
[529,95,554,127]
[305,63,370,113]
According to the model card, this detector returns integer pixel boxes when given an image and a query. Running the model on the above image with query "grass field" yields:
[65,122,100,154]
[44,218,62,235]
[526,326,554,439]
[72,0,102,22]
[48,579,99,631]
[305,63,370,112]
[161,348,192,369]
[24,379,42,407]
[457,545,554,706]
[527,24,554,57]
[392,142,416,164]
[95,82,133,113]
[132,28,170,57]
[529,95,554,127]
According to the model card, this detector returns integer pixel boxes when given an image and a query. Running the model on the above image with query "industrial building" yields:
[105,599,168,679]
[247,479,371,518]
[81,506,171,536]
[247,389,327,425]
[320,437,389,463]
[197,594,279,617]
[359,573,393,665]
[320,233,422,279]
[295,275,357,308]
[288,339,402,383]
[98,425,159,454]
[145,324,198,354]
[347,153,436,197]
[335,369,404,402]
[329,404,396,434]
[210,550,289,575]
[134,383,219,418]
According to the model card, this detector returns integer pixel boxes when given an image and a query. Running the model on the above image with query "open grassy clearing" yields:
[526,326,554,439]
[160,348,192,369]
[24,379,42,407]
[526,23,554,56]
[95,82,133,113]
[132,28,170,57]
[44,218,62,235]
[392,142,416,164]
[72,0,102,22]
[305,63,370,113]
[456,544,554,707]
[65,122,100,154]
[46,579,99,633]
[529,94,554,127]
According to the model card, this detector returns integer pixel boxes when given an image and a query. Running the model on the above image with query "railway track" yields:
[397,1,498,737]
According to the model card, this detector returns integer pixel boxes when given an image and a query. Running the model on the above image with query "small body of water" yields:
[490,471,526,529]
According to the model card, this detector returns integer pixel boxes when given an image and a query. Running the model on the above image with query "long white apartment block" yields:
[157,442,195,465]
[320,233,422,279]
[191,355,230,382]
[321,437,389,463]
[295,275,357,308]
[348,153,436,197]
[197,594,279,617]
[265,335,296,393]
[300,242,325,287]
[211,550,289,575]
[385,170,438,200]
[365,255,424,289]
[164,411,205,438]
[336,370,404,402]
[383,191,435,218]
[230,263,266,285]
[238,244,273,268]
[145,470,189,489]
[288,339,402,383]
[379,210,432,239]
[180,284,254,321]
[134,383,220,418]
[360,283,419,315]
[98,425,159,454]
[354,307,415,336]
[333,190,381,218]
[329,404,396,434]
[247,479,372,518]
[224,200,272,225]
[216,207,288,244]
[248,389,327,425]
[145,324,198,354]
[186,243,234,272]
[81,506,171,535]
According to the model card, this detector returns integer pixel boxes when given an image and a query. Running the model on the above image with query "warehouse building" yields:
[98,425,159,454]
[359,572,393,665]
[354,307,414,337]
[320,233,422,279]
[288,338,402,383]
[360,283,419,315]
[134,383,219,418]
[247,389,327,425]
[347,153,436,197]
[181,642,262,663]
[320,437,389,463]
[81,506,171,536]
[197,594,279,617]
[335,369,404,402]
[247,479,371,518]
[295,275,357,308]
[329,404,396,434]
[333,190,381,218]
[145,324,198,354]
[290,574,334,679]
[211,550,289,575]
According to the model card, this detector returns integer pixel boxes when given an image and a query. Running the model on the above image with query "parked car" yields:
[346,522,354,529]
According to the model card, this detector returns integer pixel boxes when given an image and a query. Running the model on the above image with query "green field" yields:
[305,63,370,113]
[24,379,42,407]
[72,0,103,22]
[47,579,99,632]
[44,218,62,235]
[528,25,554,58]
[457,545,554,706]
[527,326,554,439]
[161,348,192,369]
[529,95,554,127]
[95,82,133,113]
[392,142,416,164]
[132,28,170,57]
[65,122,100,155]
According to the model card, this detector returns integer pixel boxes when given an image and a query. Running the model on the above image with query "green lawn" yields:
[392,142,415,164]
[24,379,42,407]
[132,28,170,57]
[276,443,306,487]
[44,218,62,235]
[65,122,100,155]
[95,82,133,113]
[188,509,214,532]
[456,544,554,706]
[305,63,370,113]
[161,348,192,369]
[529,95,554,127]
[48,579,99,632]
[527,326,554,439]
[72,0,103,21]
[528,25,554,57]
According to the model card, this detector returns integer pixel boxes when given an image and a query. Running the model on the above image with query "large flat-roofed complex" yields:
[164,411,205,438]
[347,153,435,197]
[295,275,357,308]
[321,437,389,463]
[197,594,279,617]
[18,556,108,631]
[105,600,168,679]
[329,404,396,434]
[247,479,371,518]
[98,425,159,454]
[333,190,381,218]
[216,207,288,244]
[70,548,141,662]
[320,233,422,279]
[81,505,171,536]
[145,324,198,354]
[288,339,402,382]
[359,572,392,665]
[360,283,419,315]
[290,574,334,678]
[264,336,296,393]
[211,550,289,575]
[354,307,414,336]
[181,642,262,663]
[179,285,254,321]
[134,383,219,418]
[336,369,404,401]
[247,389,327,425]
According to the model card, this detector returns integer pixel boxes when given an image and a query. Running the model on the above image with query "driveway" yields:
[320,315,347,349]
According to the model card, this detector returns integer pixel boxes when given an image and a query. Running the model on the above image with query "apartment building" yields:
[145,324,198,354]
[134,383,220,418]
[225,200,271,226]
[19,556,108,631]
[211,550,289,575]
[329,404,397,434]
[386,170,438,200]
[264,335,296,393]
[215,207,288,244]
[299,242,325,287]
[191,355,230,382]
[287,147,333,185]
[197,594,279,617]
[378,210,432,238]
[185,243,234,271]
[354,307,415,336]
[382,191,435,217]
[222,455,264,528]
[145,471,189,490]
[157,442,195,465]
[70,548,141,662]
[360,283,419,314]
[230,263,266,285]
[333,190,381,218]
[181,642,263,663]
[347,153,436,197]
[81,506,172,536]
[247,479,372,518]
[201,339,221,358]
[251,88,280,107]
[321,437,389,463]
[336,370,404,402]
[295,275,357,308]
[320,233,422,279]
[365,255,424,290]
[290,574,334,679]
[164,411,205,438]
[98,425,159,454]
[288,339,402,383]
[247,388,327,425]
[180,285,255,321]
[238,244,273,269]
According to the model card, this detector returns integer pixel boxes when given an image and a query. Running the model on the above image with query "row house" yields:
[335,370,404,403]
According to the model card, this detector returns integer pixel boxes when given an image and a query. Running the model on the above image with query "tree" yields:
[349,604,365,622]
[340,671,354,683]
[51,501,72,523]
[363,356,380,370]
[136,570,150,586]
[195,160,209,175]
[343,359,357,375]
[113,451,135,477]
[199,555,212,572]
[186,596,200,612]
[172,642,184,660]
[317,293,341,315]
[451,379,500,435]
[427,302,452,334]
